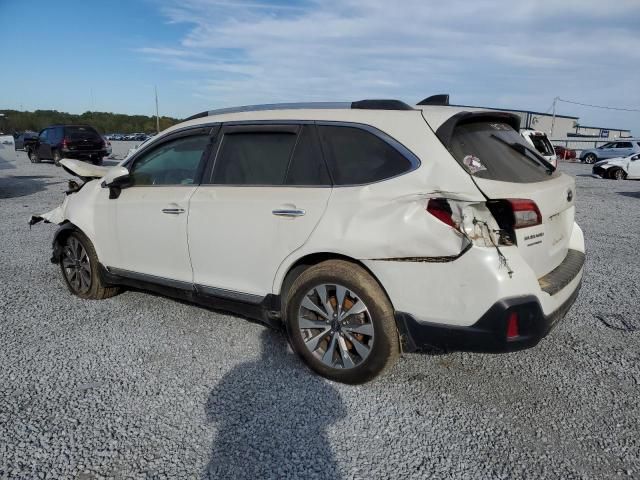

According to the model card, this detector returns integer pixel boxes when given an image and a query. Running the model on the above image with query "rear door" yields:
[188,123,332,297]
[613,141,634,158]
[445,119,575,278]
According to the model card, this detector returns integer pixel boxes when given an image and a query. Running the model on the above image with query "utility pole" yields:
[155,85,160,134]
[551,96,559,137]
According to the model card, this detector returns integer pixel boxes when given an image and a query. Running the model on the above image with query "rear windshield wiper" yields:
[490,134,555,174]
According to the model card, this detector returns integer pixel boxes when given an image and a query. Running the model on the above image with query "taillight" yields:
[508,199,542,229]
[426,198,456,228]
[506,311,519,339]
[62,138,69,148]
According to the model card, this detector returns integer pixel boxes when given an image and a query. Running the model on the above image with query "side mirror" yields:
[101,166,132,199]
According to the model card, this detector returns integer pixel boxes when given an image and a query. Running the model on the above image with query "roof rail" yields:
[183,99,415,120]
[417,94,450,106]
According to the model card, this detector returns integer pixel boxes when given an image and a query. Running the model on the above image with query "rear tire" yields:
[59,231,120,300]
[284,260,399,384]
[584,153,597,164]
[92,156,103,165]
[28,149,40,163]
[53,150,62,167]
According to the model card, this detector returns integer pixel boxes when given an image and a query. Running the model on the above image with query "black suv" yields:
[26,125,107,166]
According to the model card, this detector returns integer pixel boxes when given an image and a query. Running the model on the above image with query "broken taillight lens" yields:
[508,199,542,229]
[426,198,456,228]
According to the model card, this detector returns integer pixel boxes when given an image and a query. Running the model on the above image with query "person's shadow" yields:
[204,329,346,479]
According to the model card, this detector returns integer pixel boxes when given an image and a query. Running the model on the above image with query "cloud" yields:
[140,0,640,130]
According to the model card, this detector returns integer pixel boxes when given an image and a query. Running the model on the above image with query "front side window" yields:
[130,135,209,186]
[318,126,412,185]
[39,129,48,142]
[449,122,555,183]
[211,131,297,185]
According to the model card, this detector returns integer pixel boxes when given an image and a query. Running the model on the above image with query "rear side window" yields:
[449,122,554,183]
[318,126,412,185]
[285,126,330,186]
[65,126,101,141]
[615,142,632,148]
[212,132,297,185]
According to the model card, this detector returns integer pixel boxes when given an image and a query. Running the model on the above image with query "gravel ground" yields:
[0,151,639,479]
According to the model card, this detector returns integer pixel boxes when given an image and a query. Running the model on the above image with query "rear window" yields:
[449,122,555,183]
[65,126,101,141]
[527,134,554,156]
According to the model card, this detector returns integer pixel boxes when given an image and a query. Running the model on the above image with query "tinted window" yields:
[285,126,330,186]
[615,142,632,148]
[130,135,209,186]
[212,132,297,185]
[449,122,554,183]
[318,126,412,185]
[39,130,48,142]
[65,126,101,141]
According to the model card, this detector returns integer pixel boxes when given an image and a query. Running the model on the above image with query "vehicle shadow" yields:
[0,175,55,199]
[203,329,345,479]
[617,191,640,199]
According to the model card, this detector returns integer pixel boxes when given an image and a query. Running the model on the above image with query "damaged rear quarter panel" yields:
[272,138,491,294]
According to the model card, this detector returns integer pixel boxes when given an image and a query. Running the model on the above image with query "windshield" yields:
[449,122,555,183]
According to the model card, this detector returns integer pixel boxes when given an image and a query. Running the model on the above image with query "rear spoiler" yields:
[435,111,521,149]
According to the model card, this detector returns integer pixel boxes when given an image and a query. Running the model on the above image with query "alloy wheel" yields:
[62,237,92,294]
[297,283,374,369]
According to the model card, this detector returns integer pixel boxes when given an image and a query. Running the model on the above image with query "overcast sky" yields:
[1,0,639,133]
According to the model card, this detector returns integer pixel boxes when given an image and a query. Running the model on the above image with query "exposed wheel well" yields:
[278,253,395,316]
[51,222,81,263]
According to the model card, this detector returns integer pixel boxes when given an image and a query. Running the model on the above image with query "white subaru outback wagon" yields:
[31,99,585,384]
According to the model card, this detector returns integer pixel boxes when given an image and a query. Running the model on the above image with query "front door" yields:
[107,129,213,284]
[627,154,640,179]
[188,124,332,297]
[37,129,52,159]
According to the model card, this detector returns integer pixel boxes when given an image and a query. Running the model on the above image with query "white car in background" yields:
[592,152,640,180]
[31,99,585,384]
[0,133,16,170]
[520,129,557,169]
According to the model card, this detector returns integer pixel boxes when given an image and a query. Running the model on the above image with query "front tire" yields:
[59,231,120,300]
[285,260,399,384]
[584,153,597,164]
[611,168,627,180]
[28,149,40,163]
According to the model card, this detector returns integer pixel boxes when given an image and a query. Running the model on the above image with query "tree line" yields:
[0,109,181,135]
